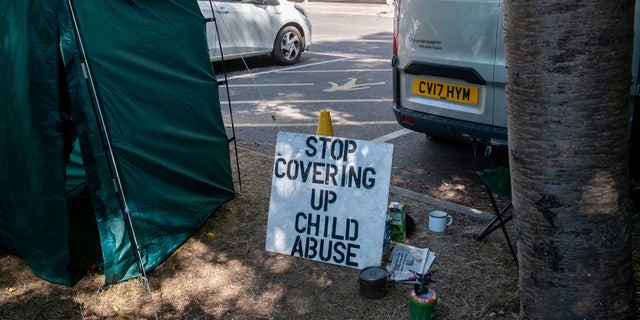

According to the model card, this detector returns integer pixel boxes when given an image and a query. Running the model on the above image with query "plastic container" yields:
[383,214,392,255]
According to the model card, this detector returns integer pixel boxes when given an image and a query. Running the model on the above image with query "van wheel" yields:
[272,26,303,65]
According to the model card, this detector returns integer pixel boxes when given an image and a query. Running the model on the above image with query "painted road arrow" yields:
[323,78,385,92]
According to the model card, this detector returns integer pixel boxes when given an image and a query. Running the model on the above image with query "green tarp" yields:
[1,0,235,285]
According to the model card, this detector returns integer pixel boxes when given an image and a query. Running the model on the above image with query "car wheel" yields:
[272,26,303,65]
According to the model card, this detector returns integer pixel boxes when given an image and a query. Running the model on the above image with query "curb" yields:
[389,185,492,221]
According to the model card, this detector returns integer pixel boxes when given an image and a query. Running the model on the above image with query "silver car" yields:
[199,0,312,65]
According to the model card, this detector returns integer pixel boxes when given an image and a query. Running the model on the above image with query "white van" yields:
[391,0,639,144]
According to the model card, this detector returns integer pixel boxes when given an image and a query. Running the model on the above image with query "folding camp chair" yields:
[465,135,518,267]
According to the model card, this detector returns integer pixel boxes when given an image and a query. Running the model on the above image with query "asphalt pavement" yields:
[294,0,492,221]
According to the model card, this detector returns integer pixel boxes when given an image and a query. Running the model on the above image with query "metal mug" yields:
[428,210,453,232]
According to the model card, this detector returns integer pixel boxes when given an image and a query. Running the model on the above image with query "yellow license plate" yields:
[412,78,479,105]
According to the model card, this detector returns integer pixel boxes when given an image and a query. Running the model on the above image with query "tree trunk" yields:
[503,0,636,318]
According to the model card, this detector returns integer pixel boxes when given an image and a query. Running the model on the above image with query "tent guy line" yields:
[223,56,352,80]
[226,83,315,87]
[276,68,389,73]
[220,53,388,82]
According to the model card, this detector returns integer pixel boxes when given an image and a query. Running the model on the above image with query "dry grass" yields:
[1,141,636,319]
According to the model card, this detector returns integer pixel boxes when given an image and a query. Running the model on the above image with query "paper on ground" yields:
[385,243,436,283]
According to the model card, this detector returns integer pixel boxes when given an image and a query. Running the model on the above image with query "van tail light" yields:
[393,0,401,55]
[402,115,415,125]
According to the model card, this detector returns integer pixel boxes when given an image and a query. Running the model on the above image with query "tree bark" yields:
[503,0,636,318]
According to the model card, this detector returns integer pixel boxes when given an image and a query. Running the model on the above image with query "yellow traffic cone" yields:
[316,109,334,136]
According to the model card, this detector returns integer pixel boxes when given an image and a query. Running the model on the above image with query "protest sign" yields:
[265,131,394,269]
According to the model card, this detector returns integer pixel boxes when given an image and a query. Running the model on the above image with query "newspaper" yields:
[385,243,436,283]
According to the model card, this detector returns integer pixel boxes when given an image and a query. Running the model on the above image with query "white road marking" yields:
[223,98,392,105]
[219,53,406,143]
[226,83,315,87]
[304,51,390,62]
[226,120,397,128]
[277,69,389,73]
[372,128,413,142]
[324,78,386,92]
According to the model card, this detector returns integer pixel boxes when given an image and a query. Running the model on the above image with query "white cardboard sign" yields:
[265,131,394,269]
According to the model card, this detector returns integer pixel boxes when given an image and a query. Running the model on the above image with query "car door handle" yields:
[215,7,230,14]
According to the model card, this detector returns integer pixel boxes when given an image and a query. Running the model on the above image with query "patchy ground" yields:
[0,141,637,319]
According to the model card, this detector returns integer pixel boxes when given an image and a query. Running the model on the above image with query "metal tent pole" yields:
[64,1,158,319]
[205,0,243,194]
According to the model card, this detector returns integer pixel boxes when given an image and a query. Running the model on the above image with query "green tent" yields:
[0,0,236,286]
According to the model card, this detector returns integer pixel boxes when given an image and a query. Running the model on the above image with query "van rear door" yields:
[393,0,504,139]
